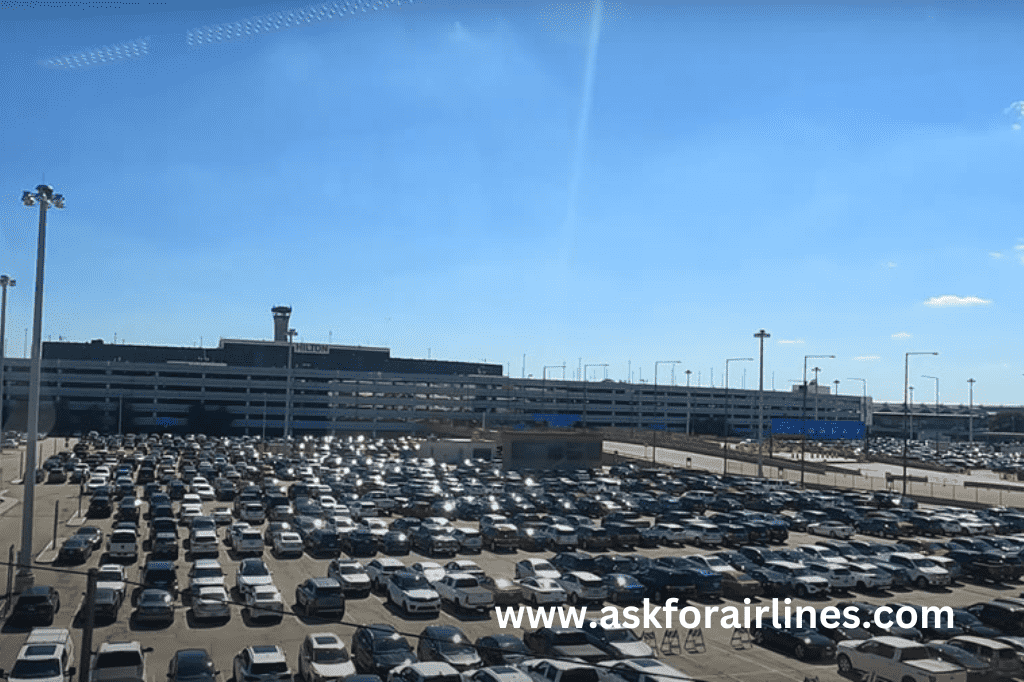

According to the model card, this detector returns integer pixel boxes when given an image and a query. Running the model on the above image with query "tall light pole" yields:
[833,379,840,401]
[583,363,608,428]
[685,370,692,436]
[754,329,770,477]
[903,351,938,495]
[0,276,15,457]
[968,378,976,443]
[922,374,939,450]
[847,378,867,452]
[285,328,296,443]
[653,361,681,464]
[723,357,753,472]
[800,354,835,487]
[18,185,64,591]
[812,367,822,420]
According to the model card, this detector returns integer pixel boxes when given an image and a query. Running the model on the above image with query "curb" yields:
[0,495,19,518]
[34,542,56,564]
[65,511,86,528]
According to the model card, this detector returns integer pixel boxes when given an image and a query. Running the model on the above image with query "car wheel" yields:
[914,577,927,589]
[304,602,313,618]
[795,585,807,598]
[794,644,807,660]
[752,629,764,644]
[837,654,853,673]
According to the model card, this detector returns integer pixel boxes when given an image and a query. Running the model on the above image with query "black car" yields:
[951,609,1005,638]
[474,635,530,666]
[305,529,342,558]
[352,624,418,678]
[141,560,178,597]
[381,531,410,555]
[10,585,60,625]
[416,625,482,671]
[345,529,379,557]
[551,552,597,574]
[57,535,94,564]
[752,621,836,661]
[88,494,113,517]
[168,649,220,682]
[94,586,124,621]
[967,601,1024,636]
[295,577,345,618]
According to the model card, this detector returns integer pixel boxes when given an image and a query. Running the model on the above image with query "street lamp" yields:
[968,378,976,443]
[0,276,15,461]
[724,357,753,473]
[653,361,681,464]
[285,328,296,443]
[800,354,835,487]
[846,378,867,452]
[754,329,770,477]
[922,374,939,453]
[17,184,64,591]
[684,369,692,436]
[812,367,822,420]
[903,351,938,495]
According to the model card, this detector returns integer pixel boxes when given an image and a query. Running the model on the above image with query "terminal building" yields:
[0,307,868,437]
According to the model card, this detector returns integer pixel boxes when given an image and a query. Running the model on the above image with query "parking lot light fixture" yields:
[17,184,64,591]
[968,378,976,443]
[754,329,770,477]
[800,354,834,487]
[653,361,681,464]
[903,351,938,495]
[846,378,867,450]
[0,276,15,462]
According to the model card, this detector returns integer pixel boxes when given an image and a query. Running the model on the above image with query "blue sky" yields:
[0,0,1022,405]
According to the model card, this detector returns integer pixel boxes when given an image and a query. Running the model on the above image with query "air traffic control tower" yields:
[272,306,292,343]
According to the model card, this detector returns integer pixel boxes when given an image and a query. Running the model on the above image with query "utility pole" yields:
[79,568,97,682]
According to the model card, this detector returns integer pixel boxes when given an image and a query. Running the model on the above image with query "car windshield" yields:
[603,629,639,643]
[95,652,143,669]
[177,656,215,677]
[194,568,222,578]
[335,564,362,575]
[552,632,589,645]
[243,563,269,576]
[97,570,122,581]
[313,648,349,663]
[250,663,287,675]
[561,671,599,682]
[11,660,62,679]
[900,647,932,661]
[373,638,411,653]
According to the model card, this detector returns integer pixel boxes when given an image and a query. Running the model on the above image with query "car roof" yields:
[248,645,286,663]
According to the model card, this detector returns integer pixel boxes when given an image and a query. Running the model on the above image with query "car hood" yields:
[608,642,654,658]
[337,575,370,585]
[551,645,605,662]
[91,667,144,682]
[239,576,274,587]
[309,661,356,679]
[405,589,439,600]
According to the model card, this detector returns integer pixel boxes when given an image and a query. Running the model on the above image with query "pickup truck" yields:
[433,573,494,613]
[106,530,138,562]
[7,628,76,682]
[520,659,599,682]
[837,636,966,682]
[481,523,519,552]
[946,550,1019,583]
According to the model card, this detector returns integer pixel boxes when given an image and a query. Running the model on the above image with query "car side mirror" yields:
[67,668,77,677]
[143,647,155,654]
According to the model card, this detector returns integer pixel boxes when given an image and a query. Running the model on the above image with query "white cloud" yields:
[892,332,911,339]
[923,295,992,307]
[854,355,881,361]
[777,339,804,344]
[884,262,897,268]
[991,252,1004,258]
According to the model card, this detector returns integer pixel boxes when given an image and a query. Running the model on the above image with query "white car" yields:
[188,558,225,594]
[599,658,694,682]
[807,521,855,539]
[681,522,724,547]
[235,558,274,598]
[386,571,442,616]
[191,585,230,621]
[805,562,856,591]
[518,577,568,606]
[96,564,127,600]
[366,558,406,591]
[245,585,285,621]
[234,527,264,555]
[765,560,830,598]
[298,632,356,682]
[194,484,216,501]
[273,531,304,557]
[410,562,447,585]
[515,558,561,581]
[189,529,219,557]
[90,642,149,682]
[557,572,607,604]
[327,559,372,597]
[836,636,965,682]
[647,523,687,546]
[212,507,233,525]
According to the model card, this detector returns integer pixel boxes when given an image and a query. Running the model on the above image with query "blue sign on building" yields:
[532,414,582,427]
[771,418,865,440]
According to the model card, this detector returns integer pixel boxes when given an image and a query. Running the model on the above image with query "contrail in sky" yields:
[558,0,603,267]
